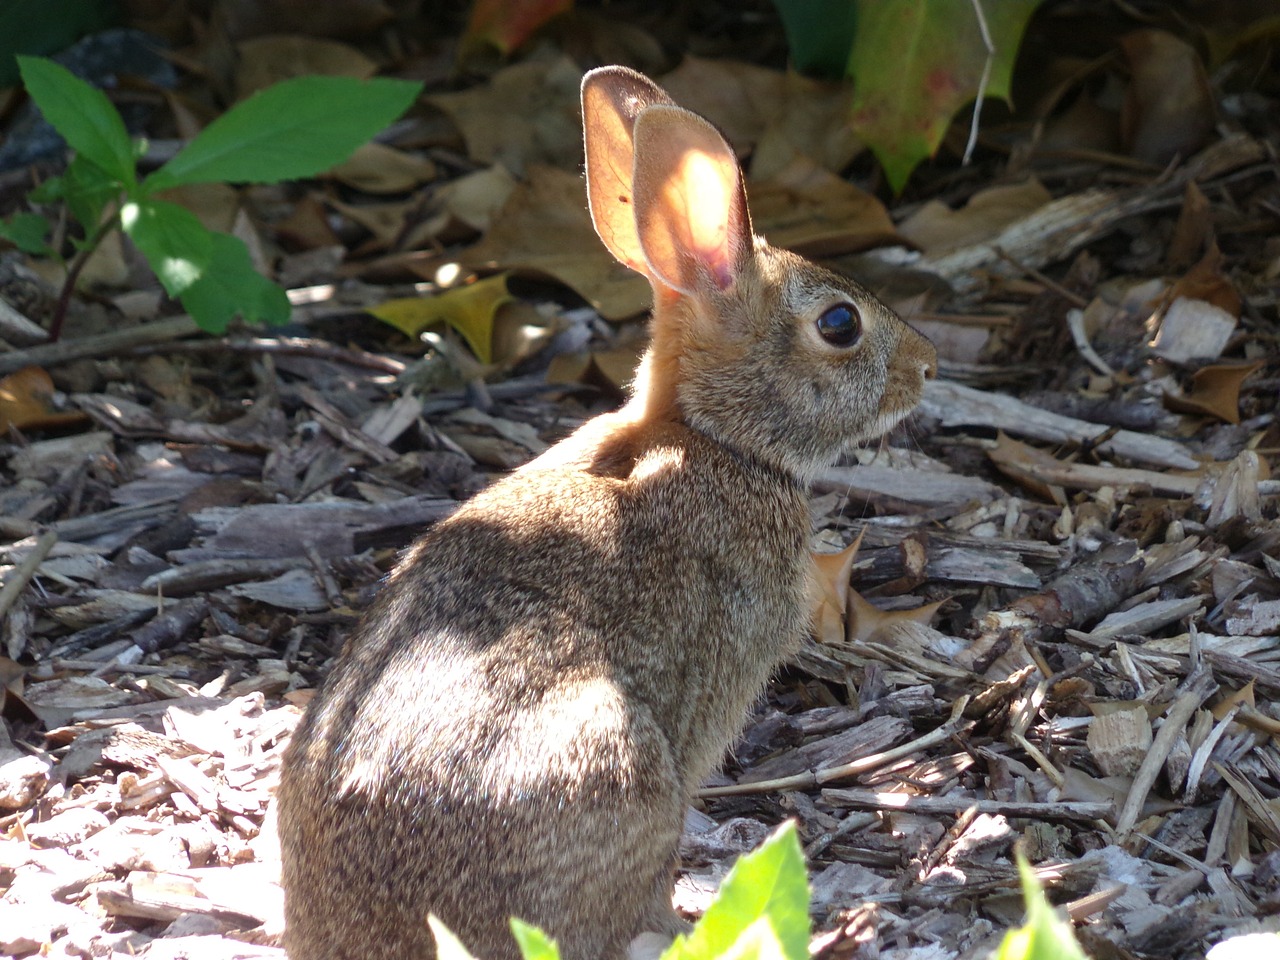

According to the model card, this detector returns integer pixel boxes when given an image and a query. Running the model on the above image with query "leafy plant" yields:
[771,0,1042,192]
[993,853,1089,960]
[431,821,811,960]
[0,56,422,338]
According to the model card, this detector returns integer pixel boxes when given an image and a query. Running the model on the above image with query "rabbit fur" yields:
[277,65,937,960]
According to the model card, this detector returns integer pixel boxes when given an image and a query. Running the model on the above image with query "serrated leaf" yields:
[367,274,512,364]
[16,55,136,185]
[0,213,52,255]
[993,853,1088,960]
[668,822,809,960]
[121,199,212,297]
[510,919,561,960]
[144,75,423,191]
[178,232,291,333]
[848,0,1041,193]
[428,915,480,960]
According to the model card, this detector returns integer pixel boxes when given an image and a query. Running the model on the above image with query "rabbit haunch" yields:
[277,65,936,960]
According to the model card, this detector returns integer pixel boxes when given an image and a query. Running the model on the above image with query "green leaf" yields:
[16,55,137,185]
[0,0,118,87]
[144,75,423,191]
[769,0,860,78]
[510,919,561,960]
[668,822,809,960]
[0,213,52,255]
[63,155,124,230]
[428,915,481,960]
[120,199,212,297]
[993,853,1088,960]
[848,0,1042,192]
[177,232,291,333]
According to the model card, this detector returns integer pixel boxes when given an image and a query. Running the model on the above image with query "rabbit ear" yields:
[582,67,675,276]
[631,104,752,295]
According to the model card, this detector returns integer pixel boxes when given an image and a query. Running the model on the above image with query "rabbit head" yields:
[582,66,936,481]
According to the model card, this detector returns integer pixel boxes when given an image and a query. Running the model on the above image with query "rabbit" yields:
[277,64,936,960]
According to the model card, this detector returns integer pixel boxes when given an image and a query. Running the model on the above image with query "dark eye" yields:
[816,303,861,347]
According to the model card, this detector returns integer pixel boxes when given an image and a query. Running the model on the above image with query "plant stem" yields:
[47,208,119,342]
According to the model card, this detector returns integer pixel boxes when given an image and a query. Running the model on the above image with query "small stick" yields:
[821,789,1113,823]
[0,529,58,620]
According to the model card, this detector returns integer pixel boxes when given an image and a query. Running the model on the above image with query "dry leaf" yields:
[407,165,518,247]
[897,179,1053,255]
[1119,29,1216,165]
[274,194,341,250]
[234,35,378,99]
[459,165,651,321]
[462,0,573,55]
[0,367,87,432]
[1163,360,1265,424]
[428,57,583,174]
[846,589,945,645]
[367,274,514,364]
[749,156,899,257]
[326,143,437,194]
[660,56,788,156]
[1166,181,1213,269]
[1212,681,1256,721]
[546,343,644,393]
[809,534,864,647]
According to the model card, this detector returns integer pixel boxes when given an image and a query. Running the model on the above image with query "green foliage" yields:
[992,853,1089,960]
[771,0,1041,192]
[4,56,422,335]
[0,0,118,87]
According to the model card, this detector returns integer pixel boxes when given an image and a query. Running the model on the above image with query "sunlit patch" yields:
[435,261,463,286]
[673,150,733,284]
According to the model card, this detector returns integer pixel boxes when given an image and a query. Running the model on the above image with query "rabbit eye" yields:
[816,304,861,347]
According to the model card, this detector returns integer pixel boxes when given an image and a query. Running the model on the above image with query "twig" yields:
[821,789,1113,823]
[963,0,994,166]
[0,316,202,376]
[698,698,973,798]
[0,529,58,621]
[1115,667,1216,836]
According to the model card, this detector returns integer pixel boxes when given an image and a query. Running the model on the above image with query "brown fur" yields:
[277,66,936,960]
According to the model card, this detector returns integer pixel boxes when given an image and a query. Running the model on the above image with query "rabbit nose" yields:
[923,355,938,380]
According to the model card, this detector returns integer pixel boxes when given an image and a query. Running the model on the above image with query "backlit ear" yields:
[581,66,674,276]
[631,105,752,296]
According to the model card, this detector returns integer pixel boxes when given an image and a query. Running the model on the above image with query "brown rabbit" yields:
[277,65,936,960]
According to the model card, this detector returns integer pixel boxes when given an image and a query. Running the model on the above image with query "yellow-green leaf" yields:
[368,274,513,364]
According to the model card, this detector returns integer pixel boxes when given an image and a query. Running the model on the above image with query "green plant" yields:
[431,821,811,960]
[993,853,1089,960]
[0,56,422,338]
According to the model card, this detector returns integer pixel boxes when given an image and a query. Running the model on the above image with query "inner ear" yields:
[581,67,674,276]
[630,105,752,296]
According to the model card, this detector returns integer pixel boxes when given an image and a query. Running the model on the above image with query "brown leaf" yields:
[458,165,651,321]
[749,156,899,257]
[326,143,437,194]
[809,533,864,647]
[1119,29,1216,165]
[0,367,88,433]
[1163,360,1265,424]
[897,179,1053,255]
[1166,181,1213,270]
[234,35,378,99]
[846,589,945,645]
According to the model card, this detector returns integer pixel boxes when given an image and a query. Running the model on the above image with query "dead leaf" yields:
[897,179,1053,255]
[749,156,899,257]
[326,197,414,251]
[0,367,87,432]
[406,165,518,248]
[846,589,945,645]
[1167,245,1242,317]
[462,0,573,55]
[428,57,583,174]
[1213,681,1256,720]
[274,194,341,250]
[810,533,865,647]
[326,143,437,194]
[1119,30,1215,165]
[1166,181,1213,270]
[368,274,514,364]
[660,57,788,156]
[458,165,651,321]
[234,35,378,98]
[1163,360,1265,424]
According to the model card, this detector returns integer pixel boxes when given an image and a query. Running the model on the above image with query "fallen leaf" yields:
[897,179,1053,254]
[0,366,87,432]
[407,165,518,247]
[1163,360,1266,424]
[809,533,865,647]
[1166,181,1213,270]
[368,274,514,364]
[462,0,574,55]
[749,155,899,256]
[428,57,583,174]
[1119,29,1215,166]
[326,197,414,250]
[459,165,651,321]
[234,35,378,99]
[1167,245,1242,317]
[326,142,437,194]
[1212,681,1256,721]
[846,588,946,644]
[849,0,1041,192]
